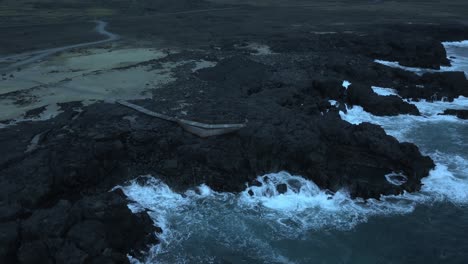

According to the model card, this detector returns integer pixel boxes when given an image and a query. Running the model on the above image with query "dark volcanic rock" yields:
[346,84,420,116]
[196,56,272,97]
[5,20,468,261]
[440,109,468,119]
[1,190,157,264]
[420,72,468,100]
[368,36,449,69]
[117,97,434,198]
[0,222,19,263]
[0,108,159,263]
[276,183,288,194]
[311,79,345,100]
[394,71,468,101]
[269,30,450,70]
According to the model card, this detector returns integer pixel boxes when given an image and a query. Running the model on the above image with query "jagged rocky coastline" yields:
[1,23,468,263]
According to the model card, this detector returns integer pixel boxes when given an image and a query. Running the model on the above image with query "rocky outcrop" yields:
[307,79,420,116]
[0,53,436,203]
[366,36,449,69]
[268,27,456,70]
[346,84,420,116]
[394,72,468,101]
[440,109,468,119]
[0,105,158,263]
[0,191,157,264]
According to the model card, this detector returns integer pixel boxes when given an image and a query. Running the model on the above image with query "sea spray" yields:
[371,86,400,97]
[339,96,468,205]
[117,40,468,261]
[117,161,468,263]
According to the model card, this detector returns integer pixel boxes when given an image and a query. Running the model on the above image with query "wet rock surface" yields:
[441,109,468,119]
[0,107,158,263]
[346,84,420,116]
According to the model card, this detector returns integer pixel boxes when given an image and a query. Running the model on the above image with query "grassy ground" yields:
[1,0,468,54]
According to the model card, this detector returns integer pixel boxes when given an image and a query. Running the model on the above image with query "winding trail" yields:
[117,100,247,138]
[0,21,119,73]
[0,19,247,135]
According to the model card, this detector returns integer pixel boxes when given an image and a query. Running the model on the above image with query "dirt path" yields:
[0,20,119,74]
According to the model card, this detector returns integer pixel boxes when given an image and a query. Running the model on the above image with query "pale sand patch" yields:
[0,47,172,121]
[0,46,219,123]
[54,47,167,72]
[0,103,63,129]
[0,65,176,121]
[0,47,168,95]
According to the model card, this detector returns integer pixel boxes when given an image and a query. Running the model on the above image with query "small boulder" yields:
[276,183,288,194]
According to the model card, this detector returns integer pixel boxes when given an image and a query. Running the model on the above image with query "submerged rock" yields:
[276,183,288,194]
[440,109,468,119]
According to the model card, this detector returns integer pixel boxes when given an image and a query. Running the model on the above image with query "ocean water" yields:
[117,41,468,264]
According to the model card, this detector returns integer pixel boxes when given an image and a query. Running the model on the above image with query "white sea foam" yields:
[338,96,468,205]
[419,163,468,204]
[237,172,419,231]
[118,42,468,261]
[118,173,411,263]
[412,96,468,116]
[120,93,467,262]
[117,166,468,257]
[339,96,467,140]
[385,173,408,186]
[442,40,468,76]
[118,152,468,263]
[443,40,468,47]
[371,86,400,97]
[117,176,297,264]
[121,88,467,262]
[342,80,351,89]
